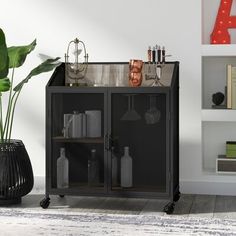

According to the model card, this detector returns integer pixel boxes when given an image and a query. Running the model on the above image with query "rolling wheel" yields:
[59,195,65,198]
[174,191,181,202]
[163,202,175,214]
[40,197,50,209]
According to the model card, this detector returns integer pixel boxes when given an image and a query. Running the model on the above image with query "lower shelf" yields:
[52,183,166,194]
[111,186,166,193]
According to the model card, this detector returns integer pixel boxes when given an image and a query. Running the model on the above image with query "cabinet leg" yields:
[40,195,50,209]
[163,202,175,214]
[174,191,181,202]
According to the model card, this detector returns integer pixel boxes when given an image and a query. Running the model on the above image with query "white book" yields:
[231,66,236,109]
[227,64,232,109]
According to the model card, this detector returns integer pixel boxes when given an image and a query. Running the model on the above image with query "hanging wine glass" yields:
[121,95,141,121]
[144,95,161,124]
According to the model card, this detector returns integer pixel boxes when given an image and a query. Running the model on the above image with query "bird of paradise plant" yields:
[0,28,60,143]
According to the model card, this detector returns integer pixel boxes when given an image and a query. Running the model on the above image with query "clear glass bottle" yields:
[57,148,69,188]
[111,147,118,186]
[120,146,133,188]
[88,149,100,186]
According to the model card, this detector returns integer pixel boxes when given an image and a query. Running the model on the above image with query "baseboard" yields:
[180,180,236,196]
[31,176,236,196]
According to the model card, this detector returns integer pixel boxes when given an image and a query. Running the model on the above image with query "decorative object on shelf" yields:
[120,146,133,188]
[226,141,236,158]
[145,64,164,87]
[57,147,69,188]
[211,0,236,44]
[71,111,87,138]
[111,147,119,186]
[152,47,156,63]
[147,46,152,63]
[65,38,89,86]
[161,46,166,64]
[144,95,161,124]
[62,111,87,138]
[216,154,236,173]
[144,45,171,87]
[121,94,141,121]
[88,149,100,186]
[129,59,143,87]
[212,92,225,106]
[0,28,60,205]
[85,110,101,137]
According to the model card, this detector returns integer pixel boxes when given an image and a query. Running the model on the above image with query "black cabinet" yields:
[40,62,179,214]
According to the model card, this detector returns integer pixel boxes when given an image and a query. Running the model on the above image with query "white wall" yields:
[0,0,204,193]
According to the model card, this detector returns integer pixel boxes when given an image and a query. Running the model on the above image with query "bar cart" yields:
[40,62,179,214]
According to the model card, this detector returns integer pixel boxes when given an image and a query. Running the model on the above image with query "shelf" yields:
[202,109,236,122]
[111,185,166,193]
[201,45,236,56]
[51,183,105,193]
[52,136,104,144]
[202,169,236,178]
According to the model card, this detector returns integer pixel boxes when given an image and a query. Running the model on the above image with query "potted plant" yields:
[0,28,60,205]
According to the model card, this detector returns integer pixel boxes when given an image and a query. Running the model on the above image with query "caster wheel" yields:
[163,202,175,214]
[40,197,50,209]
[59,195,65,198]
[174,192,181,202]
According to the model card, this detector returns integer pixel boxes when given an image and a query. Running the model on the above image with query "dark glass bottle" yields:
[88,149,100,186]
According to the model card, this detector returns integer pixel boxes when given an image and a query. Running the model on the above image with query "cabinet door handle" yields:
[105,133,112,151]
[105,133,109,151]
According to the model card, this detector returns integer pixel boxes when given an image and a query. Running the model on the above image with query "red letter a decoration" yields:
[211,0,236,44]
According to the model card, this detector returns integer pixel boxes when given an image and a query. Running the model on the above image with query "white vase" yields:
[120,146,132,188]
[57,148,69,188]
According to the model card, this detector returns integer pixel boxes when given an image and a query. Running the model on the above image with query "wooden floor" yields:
[14,194,236,219]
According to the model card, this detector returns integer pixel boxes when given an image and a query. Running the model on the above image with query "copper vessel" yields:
[129,72,143,87]
[129,59,143,73]
[129,59,143,87]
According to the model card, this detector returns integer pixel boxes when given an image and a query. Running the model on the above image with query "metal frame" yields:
[45,62,179,202]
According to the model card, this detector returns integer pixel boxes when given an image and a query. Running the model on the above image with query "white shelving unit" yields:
[201,0,236,175]
[202,45,236,56]
[202,109,236,122]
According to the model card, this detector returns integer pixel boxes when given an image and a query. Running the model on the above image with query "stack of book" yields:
[227,64,236,109]
[216,141,236,173]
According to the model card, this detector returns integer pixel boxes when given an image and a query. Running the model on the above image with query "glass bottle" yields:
[57,148,69,188]
[111,147,118,186]
[88,149,100,186]
[120,146,133,188]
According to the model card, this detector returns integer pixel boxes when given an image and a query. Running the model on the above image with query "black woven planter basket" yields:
[0,140,34,205]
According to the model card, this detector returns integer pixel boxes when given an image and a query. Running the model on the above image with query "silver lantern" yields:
[65,38,89,86]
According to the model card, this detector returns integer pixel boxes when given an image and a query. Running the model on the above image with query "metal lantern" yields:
[65,38,89,86]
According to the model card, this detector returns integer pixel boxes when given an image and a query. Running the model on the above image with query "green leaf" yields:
[0,28,9,79]
[0,78,10,92]
[13,57,61,91]
[8,39,36,68]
